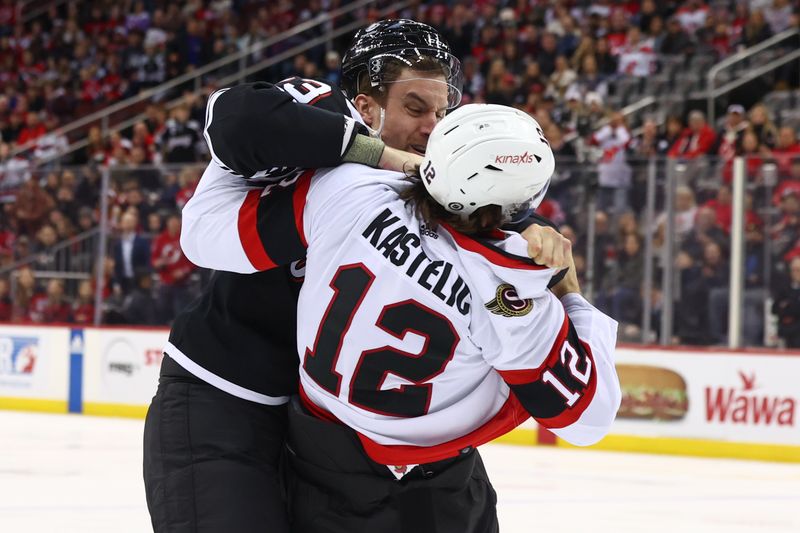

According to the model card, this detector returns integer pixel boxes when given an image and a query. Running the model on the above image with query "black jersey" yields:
[165,78,364,403]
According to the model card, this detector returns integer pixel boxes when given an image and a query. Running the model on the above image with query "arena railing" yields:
[701,28,800,125]
[20,0,69,24]
[10,0,412,165]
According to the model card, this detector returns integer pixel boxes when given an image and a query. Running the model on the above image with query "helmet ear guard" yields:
[421,104,555,219]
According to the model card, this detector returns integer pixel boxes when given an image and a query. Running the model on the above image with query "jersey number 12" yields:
[303,264,459,418]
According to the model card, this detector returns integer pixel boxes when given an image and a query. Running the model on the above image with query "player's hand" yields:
[379,146,424,174]
[550,252,581,299]
[521,224,571,270]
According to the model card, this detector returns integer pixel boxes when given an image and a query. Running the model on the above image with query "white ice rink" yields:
[0,411,798,533]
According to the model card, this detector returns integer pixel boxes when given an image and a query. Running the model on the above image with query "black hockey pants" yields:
[143,355,290,533]
[284,397,499,533]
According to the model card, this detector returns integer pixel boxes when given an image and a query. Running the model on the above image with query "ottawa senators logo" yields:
[484,284,533,317]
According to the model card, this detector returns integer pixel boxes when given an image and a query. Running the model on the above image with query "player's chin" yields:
[409,144,426,156]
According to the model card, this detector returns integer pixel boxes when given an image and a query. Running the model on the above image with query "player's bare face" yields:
[380,70,449,156]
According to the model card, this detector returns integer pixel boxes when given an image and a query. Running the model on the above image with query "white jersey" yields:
[181,162,621,465]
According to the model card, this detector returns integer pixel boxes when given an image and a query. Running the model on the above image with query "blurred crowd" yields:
[1,0,800,347]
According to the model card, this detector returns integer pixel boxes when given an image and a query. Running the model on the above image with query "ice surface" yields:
[0,411,797,532]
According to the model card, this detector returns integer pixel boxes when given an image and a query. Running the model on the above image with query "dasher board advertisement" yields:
[0,325,70,406]
[613,348,799,446]
[82,328,169,409]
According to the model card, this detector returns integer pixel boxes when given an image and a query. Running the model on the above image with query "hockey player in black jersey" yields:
[143,20,571,532]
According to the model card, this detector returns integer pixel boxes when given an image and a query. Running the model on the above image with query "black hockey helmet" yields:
[341,19,463,109]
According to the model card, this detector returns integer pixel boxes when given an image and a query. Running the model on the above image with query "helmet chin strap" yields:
[364,107,386,139]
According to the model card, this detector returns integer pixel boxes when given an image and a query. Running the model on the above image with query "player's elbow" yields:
[179,216,204,268]
[555,375,622,447]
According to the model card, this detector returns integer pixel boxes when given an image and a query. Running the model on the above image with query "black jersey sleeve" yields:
[204,78,362,179]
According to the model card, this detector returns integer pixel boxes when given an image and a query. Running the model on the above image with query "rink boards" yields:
[1,323,799,463]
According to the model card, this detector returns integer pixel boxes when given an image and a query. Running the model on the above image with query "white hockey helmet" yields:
[420,103,555,218]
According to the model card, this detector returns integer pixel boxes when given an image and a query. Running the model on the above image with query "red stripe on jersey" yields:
[293,170,313,247]
[536,339,598,430]
[356,393,531,465]
[299,383,531,465]
[238,189,277,270]
[440,223,546,271]
[299,383,339,423]
[488,229,507,240]
[497,317,569,384]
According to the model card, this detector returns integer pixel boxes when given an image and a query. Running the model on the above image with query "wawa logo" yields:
[495,151,537,165]
[705,371,795,426]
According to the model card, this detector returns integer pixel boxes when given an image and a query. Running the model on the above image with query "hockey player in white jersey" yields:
[181,104,621,532]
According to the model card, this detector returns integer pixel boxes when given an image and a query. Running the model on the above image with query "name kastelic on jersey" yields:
[362,208,471,316]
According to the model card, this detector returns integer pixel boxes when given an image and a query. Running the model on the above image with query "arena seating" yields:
[0,0,798,348]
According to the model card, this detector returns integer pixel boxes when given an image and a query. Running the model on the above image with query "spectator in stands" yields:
[592,111,632,214]
[28,278,71,323]
[703,184,734,232]
[574,55,609,100]
[653,185,698,256]
[738,9,773,49]
[538,31,559,76]
[146,212,163,237]
[12,266,38,323]
[617,26,656,78]
[16,112,47,147]
[676,0,710,34]
[0,276,10,321]
[720,130,766,186]
[599,232,645,326]
[768,126,800,179]
[557,86,586,134]
[548,55,577,98]
[120,271,158,325]
[72,279,95,325]
[629,118,666,157]
[112,210,150,294]
[773,256,800,347]
[676,240,729,344]
[0,141,32,197]
[660,16,694,55]
[1,113,24,146]
[764,0,794,34]
[156,104,203,163]
[669,110,717,160]
[593,37,619,77]
[32,116,68,165]
[152,213,196,323]
[177,19,211,69]
[773,159,800,208]
[15,176,55,235]
[175,167,199,209]
[581,211,616,293]
[771,189,800,259]
[714,104,749,166]
[681,206,728,260]
[748,103,778,148]
[662,115,685,154]
[32,224,66,271]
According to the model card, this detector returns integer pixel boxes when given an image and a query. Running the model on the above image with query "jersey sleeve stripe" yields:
[535,339,598,430]
[496,316,569,384]
[441,223,547,271]
[293,170,313,247]
[238,189,278,270]
[256,182,307,265]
